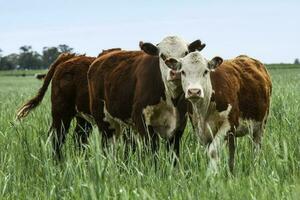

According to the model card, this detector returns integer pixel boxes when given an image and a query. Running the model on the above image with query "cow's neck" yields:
[192,97,211,119]
[190,91,213,144]
[164,82,182,103]
[159,60,182,104]
[191,81,214,123]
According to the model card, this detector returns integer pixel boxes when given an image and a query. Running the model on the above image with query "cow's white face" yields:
[180,52,210,101]
[164,52,223,103]
[157,36,189,83]
[140,36,206,99]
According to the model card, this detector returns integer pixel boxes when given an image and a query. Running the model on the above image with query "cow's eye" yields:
[160,53,167,61]
[184,51,188,56]
[203,70,209,76]
[181,70,186,76]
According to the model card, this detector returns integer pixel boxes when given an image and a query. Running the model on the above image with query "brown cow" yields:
[35,73,46,80]
[165,53,272,174]
[88,36,205,159]
[16,49,121,160]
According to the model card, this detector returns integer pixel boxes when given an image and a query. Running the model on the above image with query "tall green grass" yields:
[0,68,299,199]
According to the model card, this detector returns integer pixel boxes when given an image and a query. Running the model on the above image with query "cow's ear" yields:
[165,58,182,70]
[208,56,223,69]
[188,40,206,52]
[139,41,159,56]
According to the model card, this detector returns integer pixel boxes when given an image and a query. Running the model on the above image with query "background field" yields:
[0,66,299,199]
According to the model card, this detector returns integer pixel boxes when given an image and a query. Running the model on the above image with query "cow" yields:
[16,49,121,160]
[88,36,205,160]
[164,52,272,174]
[35,73,46,80]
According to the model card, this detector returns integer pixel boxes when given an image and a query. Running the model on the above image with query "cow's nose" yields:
[188,88,201,97]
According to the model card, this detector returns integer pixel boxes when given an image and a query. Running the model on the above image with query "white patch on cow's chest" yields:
[143,99,179,139]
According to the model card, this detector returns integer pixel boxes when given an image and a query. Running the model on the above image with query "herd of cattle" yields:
[16,36,272,174]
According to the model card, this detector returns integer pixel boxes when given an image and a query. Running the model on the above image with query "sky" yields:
[0,0,299,63]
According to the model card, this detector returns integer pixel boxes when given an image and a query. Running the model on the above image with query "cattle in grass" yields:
[88,36,206,159]
[16,49,121,160]
[164,53,272,174]
[35,73,46,80]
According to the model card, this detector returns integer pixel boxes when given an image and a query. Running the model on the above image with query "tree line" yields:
[1,45,299,70]
[0,45,73,70]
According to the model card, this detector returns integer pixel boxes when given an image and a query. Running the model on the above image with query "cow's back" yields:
[52,55,96,113]
[211,55,272,122]
[88,50,163,121]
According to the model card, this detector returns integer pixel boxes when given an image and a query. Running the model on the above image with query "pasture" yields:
[0,66,299,199]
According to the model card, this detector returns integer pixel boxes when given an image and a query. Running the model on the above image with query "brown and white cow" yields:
[16,49,121,160]
[88,36,205,158]
[165,52,272,174]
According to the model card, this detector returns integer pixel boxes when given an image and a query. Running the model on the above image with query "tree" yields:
[42,44,74,68]
[294,58,300,65]
[0,53,19,70]
[18,45,43,69]
[0,49,18,70]
[58,44,73,53]
[42,47,60,68]
[0,45,75,70]
[19,45,32,53]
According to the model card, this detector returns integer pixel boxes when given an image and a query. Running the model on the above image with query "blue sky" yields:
[0,0,299,63]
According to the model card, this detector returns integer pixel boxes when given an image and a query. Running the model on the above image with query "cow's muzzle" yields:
[187,88,202,101]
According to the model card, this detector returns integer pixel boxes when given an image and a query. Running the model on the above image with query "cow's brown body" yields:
[17,53,95,159]
[210,55,272,131]
[50,55,96,156]
[88,50,187,156]
[17,49,121,159]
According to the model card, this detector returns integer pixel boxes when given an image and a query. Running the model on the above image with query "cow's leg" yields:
[228,132,236,173]
[132,107,158,154]
[167,112,187,165]
[146,126,159,169]
[132,104,159,163]
[207,120,231,175]
[132,103,148,136]
[74,116,92,150]
[74,88,93,151]
[90,98,114,149]
[51,110,74,160]
[252,121,266,164]
[132,103,151,147]
[253,126,263,152]
[148,126,159,155]
[123,128,136,159]
[167,130,183,166]
[253,109,268,154]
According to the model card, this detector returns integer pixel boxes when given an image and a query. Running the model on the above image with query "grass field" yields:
[0,67,299,199]
[0,69,47,77]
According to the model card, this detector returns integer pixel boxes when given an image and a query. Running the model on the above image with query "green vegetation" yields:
[0,45,73,70]
[0,67,299,199]
[266,63,300,70]
[0,69,47,77]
